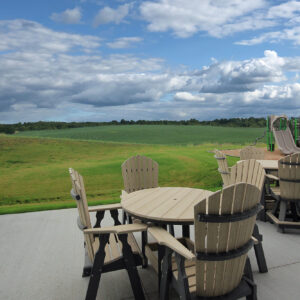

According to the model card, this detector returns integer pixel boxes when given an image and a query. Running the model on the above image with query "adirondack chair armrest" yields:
[148,227,196,261]
[88,203,122,212]
[217,168,230,175]
[251,236,259,245]
[120,190,130,202]
[266,174,279,181]
[83,223,147,235]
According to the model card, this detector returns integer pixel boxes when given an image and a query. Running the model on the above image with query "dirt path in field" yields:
[221,148,284,160]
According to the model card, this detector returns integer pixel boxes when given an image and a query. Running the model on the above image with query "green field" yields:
[16,125,264,145]
[1,125,265,214]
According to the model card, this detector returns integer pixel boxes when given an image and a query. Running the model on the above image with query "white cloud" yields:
[267,0,300,19]
[0,19,100,53]
[93,4,130,26]
[194,50,287,94]
[107,37,142,48]
[50,7,82,24]
[2,20,300,122]
[174,92,204,101]
[237,26,300,45]
[236,1,300,45]
[140,0,267,38]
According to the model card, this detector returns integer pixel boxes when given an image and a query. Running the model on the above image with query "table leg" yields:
[142,230,148,268]
[182,225,190,238]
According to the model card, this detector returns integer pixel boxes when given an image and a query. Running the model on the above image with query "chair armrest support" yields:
[84,223,147,235]
[266,174,279,181]
[148,227,195,261]
[88,203,122,212]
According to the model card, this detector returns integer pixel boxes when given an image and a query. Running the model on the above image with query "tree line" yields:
[0,117,267,134]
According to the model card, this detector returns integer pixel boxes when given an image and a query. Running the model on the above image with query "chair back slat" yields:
[69,168,95,261]
[240,146,264,160]
[278,153,300,200]
[194,183,260,297]
[214,150,231,186]
[229,159,265,193]
[122,155,159,193]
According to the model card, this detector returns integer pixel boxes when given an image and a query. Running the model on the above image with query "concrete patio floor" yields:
[0,208,300,300]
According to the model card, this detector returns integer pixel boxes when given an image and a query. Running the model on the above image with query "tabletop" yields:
[121,187,214,224]
[257,160,278,170]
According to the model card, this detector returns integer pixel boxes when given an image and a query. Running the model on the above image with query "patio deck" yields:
[0,208,299,299]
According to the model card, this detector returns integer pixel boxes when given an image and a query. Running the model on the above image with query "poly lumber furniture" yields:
[220,159,268,273]
[214,150,231,186]
[122,187,213,280]
[270,115,300,154]
[149,182,260,300]
[267,153,300,232]
[240,146,265,160]
[121,155,159,224]
[69,168,147,300]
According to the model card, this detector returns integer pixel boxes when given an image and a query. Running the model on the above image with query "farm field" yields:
[1,125,265,214]
[16,125,265,145]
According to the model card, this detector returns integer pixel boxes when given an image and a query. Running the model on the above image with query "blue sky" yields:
[1,0,300,123]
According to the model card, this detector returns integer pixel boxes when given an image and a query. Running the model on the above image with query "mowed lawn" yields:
[16,125,264,145]
[2,126,265,214]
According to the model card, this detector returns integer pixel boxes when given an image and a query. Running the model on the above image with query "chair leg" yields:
[279,201,287,221]
[175,253,191,300]
[82,245,93,277]
[278,201,287,233]
[244,257,253,281]
[290,202,300,221]
[244,258,257,300]
[252,224,268,273]
[85,234,109,300]
[158,245,165,289]
[160,247,172,300]
[119,234,145,300]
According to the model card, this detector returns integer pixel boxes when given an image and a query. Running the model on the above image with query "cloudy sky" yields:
[1,0,300,123]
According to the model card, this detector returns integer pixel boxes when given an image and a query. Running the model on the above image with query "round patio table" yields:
[121,187,213,225]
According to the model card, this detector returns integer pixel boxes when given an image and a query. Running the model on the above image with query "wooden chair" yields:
[69,168,147,300]
[223,159,268,273]
[121,155,159,265]
[267,153,300,232]
[214,150,231,186]
[149,182,260,300]
[240,146,264,160]
[121,154,159,223]
[122,155,159,194]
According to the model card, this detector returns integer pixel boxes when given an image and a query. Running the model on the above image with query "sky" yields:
[1,0,300,123]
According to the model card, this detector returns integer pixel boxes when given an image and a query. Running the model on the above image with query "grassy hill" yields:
[1,125,266,214]
[16,125,264,145]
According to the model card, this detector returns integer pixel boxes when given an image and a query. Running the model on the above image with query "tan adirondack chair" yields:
[240,146,264,160]
[214,150,231,186]
[149,182,260,300]
[267,153,300,232]
[223,159,268,273]
[122,155,159,193]
[69,168,147,300]
[121,155,159,223]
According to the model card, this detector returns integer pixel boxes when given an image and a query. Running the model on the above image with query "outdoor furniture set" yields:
[215,147,300,231]
[68,149,299,300]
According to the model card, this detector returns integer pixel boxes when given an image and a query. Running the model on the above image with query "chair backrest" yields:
[228,159,265,193]
[240,146,264,160]
[121,155,159,193]
[69,168,95,261]
[214,150,231,186]
[278,153,300,201]
[194,182,261,297]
